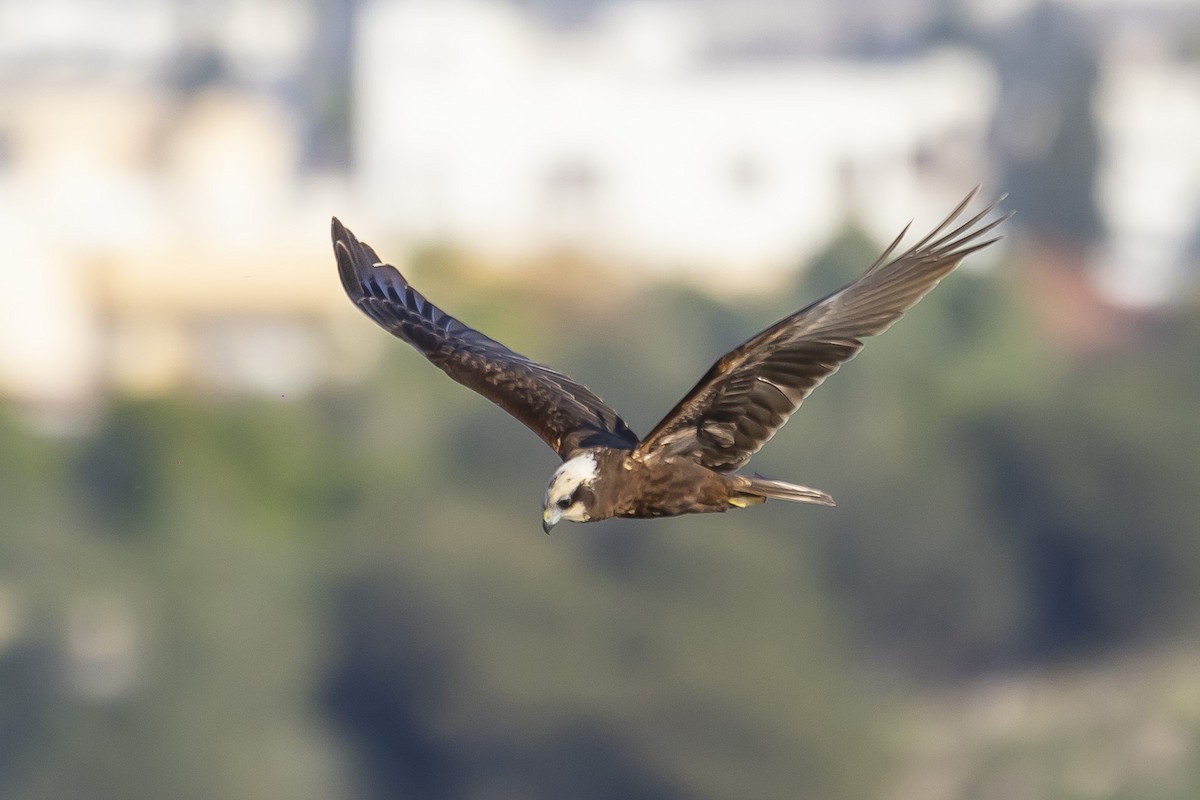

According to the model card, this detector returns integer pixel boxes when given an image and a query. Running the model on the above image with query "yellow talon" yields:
[729,495,766,508]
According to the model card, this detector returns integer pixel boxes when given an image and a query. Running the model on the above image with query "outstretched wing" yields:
[333,218,639,459]
[635,189,1009,472]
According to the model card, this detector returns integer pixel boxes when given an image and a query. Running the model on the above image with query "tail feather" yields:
[731,475,836,508]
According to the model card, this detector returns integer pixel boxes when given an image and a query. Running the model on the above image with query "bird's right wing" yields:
[635,190,1009,472]
[333,219,639,459]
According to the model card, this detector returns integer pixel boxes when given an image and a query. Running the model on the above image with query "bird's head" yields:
[542,452,598,533]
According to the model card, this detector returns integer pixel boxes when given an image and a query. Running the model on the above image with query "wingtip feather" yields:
[331,217,379,302]
[331,216,353,248]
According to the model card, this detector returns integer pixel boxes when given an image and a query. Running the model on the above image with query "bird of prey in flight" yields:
[332,190,1007,533]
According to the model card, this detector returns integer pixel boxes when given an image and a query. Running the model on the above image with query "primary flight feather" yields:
[332,189,1008,532]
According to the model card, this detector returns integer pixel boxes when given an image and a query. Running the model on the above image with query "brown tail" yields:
[730,475,836,508]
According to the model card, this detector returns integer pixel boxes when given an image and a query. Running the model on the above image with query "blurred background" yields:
[2,0,1199,797]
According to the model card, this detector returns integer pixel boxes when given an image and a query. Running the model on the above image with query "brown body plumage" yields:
[579,448,829,520]
[332,189,1009,532]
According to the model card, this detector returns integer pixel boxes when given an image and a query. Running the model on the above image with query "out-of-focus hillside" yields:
[884,641,1200,800]
[2,237,1199,798]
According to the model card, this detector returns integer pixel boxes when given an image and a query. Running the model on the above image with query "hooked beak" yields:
[542,506,560,534]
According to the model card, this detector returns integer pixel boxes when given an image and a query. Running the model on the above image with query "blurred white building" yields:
[355,0,997,283]
[0,0,349,412]
[1096,52,1200,306]
[1,0,1198,409]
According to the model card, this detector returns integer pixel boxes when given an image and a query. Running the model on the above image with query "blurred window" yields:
[728,154,766,196]
[545,157,601,205]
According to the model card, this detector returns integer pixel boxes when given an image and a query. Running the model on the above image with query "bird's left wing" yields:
[333,219,639,459]
[635,190,1009,472]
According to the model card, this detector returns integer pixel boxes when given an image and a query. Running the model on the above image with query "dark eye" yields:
[557,496,572,509]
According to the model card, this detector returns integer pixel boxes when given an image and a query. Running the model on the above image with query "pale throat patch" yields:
[547,452,598,500]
